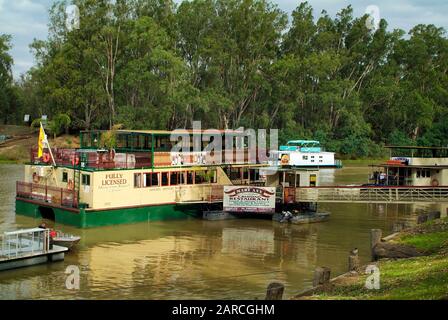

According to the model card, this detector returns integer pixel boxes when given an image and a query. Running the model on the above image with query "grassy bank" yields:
[299,217,448,300]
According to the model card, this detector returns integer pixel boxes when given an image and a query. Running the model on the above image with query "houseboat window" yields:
[251,169,260,182]
[303,155,308,160]
[152,173,159,187]
[142,173,159,187]
[134,173,142,188]
[179,172,185,184]
[82,174,91,186]
[296,174,300,187]
[230,168,240,180]
[195,171,206,184]
[170,172,180,185]
[62,172,68,183]
[187,171,194,184]
[161,173,169,186]
[207,170,217,183]
[416,169,431,178]
[242,168,249,180]
[311,155,315,158]
[319,155,323,158]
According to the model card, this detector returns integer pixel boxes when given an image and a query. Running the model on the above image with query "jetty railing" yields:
[16,182,78,208]
[297,186,448,203]
[0,228,50,260]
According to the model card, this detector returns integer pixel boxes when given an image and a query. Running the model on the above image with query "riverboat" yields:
[15,129,320,228]
[269,140,342,168]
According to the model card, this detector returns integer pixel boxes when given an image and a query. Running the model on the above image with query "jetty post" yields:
[312,267,331,287]
[348,248,360,272]
[370,229,382,261]
[265,282,284,300]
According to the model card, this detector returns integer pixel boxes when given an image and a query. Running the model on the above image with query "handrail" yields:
[298,185,448,189]
[16,181,78,208]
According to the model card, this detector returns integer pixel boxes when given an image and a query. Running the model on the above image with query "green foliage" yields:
[48,113,71,138]
[3,1,448,158]
[99,124,122,150]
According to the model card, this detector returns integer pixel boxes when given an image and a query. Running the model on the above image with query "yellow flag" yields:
[38,123,45,158]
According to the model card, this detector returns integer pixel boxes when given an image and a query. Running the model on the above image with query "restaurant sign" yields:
[223,186,276,213]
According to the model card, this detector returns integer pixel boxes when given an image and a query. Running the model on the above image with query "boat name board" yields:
[100,173,128,188]
[223,186,276,213]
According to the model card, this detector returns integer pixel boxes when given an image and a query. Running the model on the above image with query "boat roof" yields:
[386,145,448,150]
[287,140,320,145]
[370,164,448,169]
[81,129,247,136]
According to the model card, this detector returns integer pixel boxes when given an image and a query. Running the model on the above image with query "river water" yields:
[0,164,440,300]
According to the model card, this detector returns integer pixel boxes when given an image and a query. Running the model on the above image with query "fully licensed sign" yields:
[223,186,276,213]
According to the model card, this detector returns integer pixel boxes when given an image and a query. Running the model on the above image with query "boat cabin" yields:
[369,146,448,187]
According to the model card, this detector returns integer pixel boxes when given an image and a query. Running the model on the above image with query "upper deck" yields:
[31,129,270,171]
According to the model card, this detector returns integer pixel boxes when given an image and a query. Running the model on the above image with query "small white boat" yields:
[273,211,330,224]
[52,231,81,250]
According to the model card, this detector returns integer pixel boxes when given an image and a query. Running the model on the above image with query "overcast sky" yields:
[1,0,447,79]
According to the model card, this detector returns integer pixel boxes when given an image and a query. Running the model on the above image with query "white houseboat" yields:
[270,140,342,168]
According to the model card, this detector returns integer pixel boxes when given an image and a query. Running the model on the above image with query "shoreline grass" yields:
[298,217,448,300]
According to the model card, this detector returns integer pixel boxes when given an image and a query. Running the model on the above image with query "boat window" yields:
[62,172,68,183]
[81,174,91,186]
[208,170,217,183]
[303,155,308,160]
[170,172,180,186]
[161,173,169,186]
[242,168,249,180]
[195,171,206,184]
[187,171,194,184]
[180,172,187,184]
[416,170,421,178]
[230,168,240,180]
[151,173,159,186]
[134,173,142,188]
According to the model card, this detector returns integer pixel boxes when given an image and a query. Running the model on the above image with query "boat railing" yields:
[30,147,270,170]
[0,228,50,260]
[16,181,79,209]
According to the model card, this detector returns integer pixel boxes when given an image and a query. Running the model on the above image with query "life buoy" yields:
[42,153,51,163]
[431,179,439,187]
[71,155,80,166]
[67,179,74,190]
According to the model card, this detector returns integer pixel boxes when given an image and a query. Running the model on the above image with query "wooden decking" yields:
[296,186,448,204]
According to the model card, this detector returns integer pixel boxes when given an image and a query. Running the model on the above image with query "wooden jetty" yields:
[296,186,448,204]
[0,228,68,271]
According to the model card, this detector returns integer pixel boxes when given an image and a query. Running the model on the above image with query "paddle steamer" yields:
[15,129,319,228]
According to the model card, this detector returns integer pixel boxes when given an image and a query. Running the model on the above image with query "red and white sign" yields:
[223,186,276,213]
